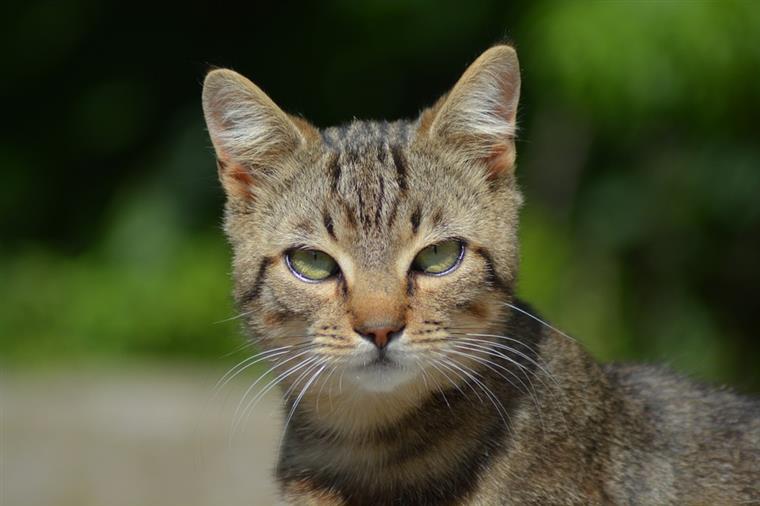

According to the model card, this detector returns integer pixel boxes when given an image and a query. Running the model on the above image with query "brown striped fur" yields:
[202,45,760,505]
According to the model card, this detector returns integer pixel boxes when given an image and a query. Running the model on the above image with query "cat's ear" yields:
[418,45,520,178]
[202,69,317,200]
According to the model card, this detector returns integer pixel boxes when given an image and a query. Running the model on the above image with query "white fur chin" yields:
[346,365,418,393]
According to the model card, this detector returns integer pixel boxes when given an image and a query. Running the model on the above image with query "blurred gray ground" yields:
[1,365,282,506]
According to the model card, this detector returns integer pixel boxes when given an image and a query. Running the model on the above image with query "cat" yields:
[201,45,760,505]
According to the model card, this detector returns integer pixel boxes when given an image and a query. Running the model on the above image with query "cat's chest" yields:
[277,432,504,506]
[278,476,496,506]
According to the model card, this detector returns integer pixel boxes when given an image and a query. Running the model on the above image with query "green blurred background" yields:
[2,0,759,392]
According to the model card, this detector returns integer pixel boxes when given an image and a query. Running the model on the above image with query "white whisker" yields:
[435,351,511,429]
[449,344,547,433]
[212,345,294,398]
[213,309,255,324]
[314,362,339,415]
[453,335,569,434]
[236,355,320,433]
[459,333,559,387]
[503,302,576,342]
[230,348,316,439]
[428,355,478,402]
[279,360,328,455]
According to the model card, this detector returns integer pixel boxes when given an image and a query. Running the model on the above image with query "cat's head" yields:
[202,46,522,394]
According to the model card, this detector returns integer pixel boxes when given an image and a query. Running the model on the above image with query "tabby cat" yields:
[201,45,759,505]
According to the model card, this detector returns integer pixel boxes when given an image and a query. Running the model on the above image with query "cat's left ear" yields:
[418,45,520,178]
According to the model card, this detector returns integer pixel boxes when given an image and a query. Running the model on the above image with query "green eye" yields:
[286,249,340,282]
[412,240,464,275]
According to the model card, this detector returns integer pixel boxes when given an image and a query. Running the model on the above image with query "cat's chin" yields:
[345,362,419,393]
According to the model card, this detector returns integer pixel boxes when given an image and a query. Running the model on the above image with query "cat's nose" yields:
[354,322,405,349]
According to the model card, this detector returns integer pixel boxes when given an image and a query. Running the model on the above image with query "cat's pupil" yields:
[433,245,438,255]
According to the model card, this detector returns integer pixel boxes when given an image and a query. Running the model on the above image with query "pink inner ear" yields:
[485,142,516,179]
[218,158,255,200]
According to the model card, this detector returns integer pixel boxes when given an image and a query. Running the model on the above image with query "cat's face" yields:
[203,46,521,394]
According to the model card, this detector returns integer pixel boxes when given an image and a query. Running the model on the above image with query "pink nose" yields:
[354,323,405,349]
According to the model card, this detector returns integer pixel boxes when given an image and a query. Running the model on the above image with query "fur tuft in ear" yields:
[422,45,521,178]
[202,69,312,200]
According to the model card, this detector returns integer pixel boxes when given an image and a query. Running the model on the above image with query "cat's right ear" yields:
[202,69,315,201]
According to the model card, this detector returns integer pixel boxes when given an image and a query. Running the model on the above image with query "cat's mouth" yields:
[367,354,396,368]
[346,351,416,392]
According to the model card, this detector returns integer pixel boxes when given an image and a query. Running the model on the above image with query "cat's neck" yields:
[288,378,438,435]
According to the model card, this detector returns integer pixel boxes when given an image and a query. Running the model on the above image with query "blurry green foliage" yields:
[528,1,760,132]
[0,206,239,363]
[1,0,758,391]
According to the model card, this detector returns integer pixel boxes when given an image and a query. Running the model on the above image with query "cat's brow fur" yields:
[202,45,759,505]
